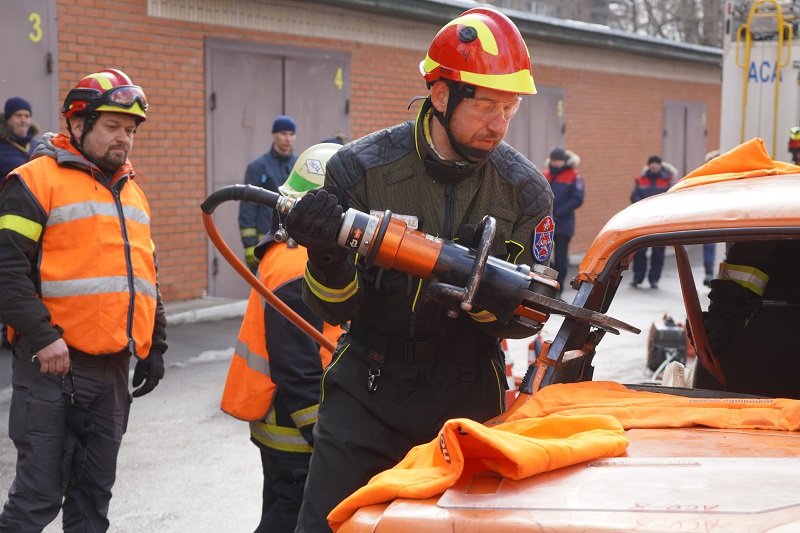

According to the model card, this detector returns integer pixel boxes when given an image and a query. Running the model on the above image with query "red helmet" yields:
[62,68,147,121]
[419,7,536,95]
[789,126,800,151]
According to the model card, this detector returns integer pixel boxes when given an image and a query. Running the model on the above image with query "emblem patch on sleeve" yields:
[532,215,554,263]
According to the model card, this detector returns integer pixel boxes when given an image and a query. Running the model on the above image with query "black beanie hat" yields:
[648,155,662,165]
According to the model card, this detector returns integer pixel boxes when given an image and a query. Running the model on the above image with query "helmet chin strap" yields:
[432,81,493,162]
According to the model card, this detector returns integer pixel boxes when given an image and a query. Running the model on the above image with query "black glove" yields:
[285,189,343,252]
[702,314,737,355]
[132,351,165,398]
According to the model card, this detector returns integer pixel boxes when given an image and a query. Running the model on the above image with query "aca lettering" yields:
[748,60,783,83]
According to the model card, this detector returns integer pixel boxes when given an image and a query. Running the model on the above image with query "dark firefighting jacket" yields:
[302,97,553,343]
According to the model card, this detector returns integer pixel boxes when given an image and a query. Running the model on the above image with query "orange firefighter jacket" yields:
[12,136,158,358]
[221,240,342,453]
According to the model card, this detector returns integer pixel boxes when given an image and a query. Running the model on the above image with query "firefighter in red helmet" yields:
[285,8,554,532]
[0,69,166,531]
[789,126,800,164]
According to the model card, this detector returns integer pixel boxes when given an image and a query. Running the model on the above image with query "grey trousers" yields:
[0,346,131,533]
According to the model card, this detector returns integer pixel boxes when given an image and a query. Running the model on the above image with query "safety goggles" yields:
[96,85,149,111]
[461,96,522,123]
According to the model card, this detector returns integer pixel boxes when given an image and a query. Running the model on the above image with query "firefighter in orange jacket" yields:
[0,69,167,531]
[221,143,344,533]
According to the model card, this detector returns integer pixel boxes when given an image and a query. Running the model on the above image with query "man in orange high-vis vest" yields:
[222,143,344,533]
[0,69,168,532]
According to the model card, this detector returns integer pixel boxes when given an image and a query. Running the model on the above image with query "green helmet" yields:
[279,143,342,199]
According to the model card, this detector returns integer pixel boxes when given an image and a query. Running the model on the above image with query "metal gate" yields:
[206,39,350,298]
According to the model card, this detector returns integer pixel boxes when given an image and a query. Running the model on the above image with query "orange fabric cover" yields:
[505,381,800,431]
[328,413,628,530]
[330,380,800,530]
[670,138,800,192]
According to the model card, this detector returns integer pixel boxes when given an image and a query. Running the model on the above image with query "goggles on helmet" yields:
[66,85,148,116]
[95,85,148,111]
[461,96,521,122]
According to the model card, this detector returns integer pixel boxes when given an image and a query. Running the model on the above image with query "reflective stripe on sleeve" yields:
[240,227,258,237]
[304,266,358,303]
[291,404,319,430]
[468,309,497,323]
[250,408,313,453]
[718,262,769,296]
[0,214,43,241]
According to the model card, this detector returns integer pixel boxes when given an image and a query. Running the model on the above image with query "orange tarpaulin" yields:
[327,413,627,530]
[329,381,800,530]
[504,381,800,430]
[670,138,800,192]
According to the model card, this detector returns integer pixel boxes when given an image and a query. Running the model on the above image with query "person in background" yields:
[0,68,167,532]
[630,155,675,289]
[542,146,584,298]
[239,115,298,273]
[789,126,800,165]
[285,7,553,531]
[0,97,39,178]
[0,97,40,349]
[221,143,344,533]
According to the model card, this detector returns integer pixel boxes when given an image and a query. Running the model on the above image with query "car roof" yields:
[576,172,800,285]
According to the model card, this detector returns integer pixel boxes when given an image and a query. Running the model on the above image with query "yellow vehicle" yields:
[332,140,800,532]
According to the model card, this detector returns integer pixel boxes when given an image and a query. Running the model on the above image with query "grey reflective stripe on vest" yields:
[234,338,271,377]
[41,275,157,299]
[48,201,150,226]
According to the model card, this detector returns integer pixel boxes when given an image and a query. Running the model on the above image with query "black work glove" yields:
[702,313,738,355]
[131,351,165,397]
[285,189,343,253]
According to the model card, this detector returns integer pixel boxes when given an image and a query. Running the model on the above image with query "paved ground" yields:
[0,244,713,532]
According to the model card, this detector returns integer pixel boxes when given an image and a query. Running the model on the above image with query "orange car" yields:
[334,140,800,532]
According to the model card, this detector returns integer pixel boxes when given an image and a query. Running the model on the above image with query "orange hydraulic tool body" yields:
[201,185,637,382]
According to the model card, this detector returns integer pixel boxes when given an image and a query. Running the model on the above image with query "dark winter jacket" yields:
[543,150,584,237]
[238,146,298,248]
[0,112,39,178]
[631,167,674,203]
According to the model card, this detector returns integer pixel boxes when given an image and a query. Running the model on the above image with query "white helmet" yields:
[279,143,342,199]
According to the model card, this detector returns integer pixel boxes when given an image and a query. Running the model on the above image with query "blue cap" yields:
[272,115,296,134]
[4,97,32,118]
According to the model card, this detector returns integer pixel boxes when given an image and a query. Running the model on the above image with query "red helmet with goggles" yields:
[61,68,148,122]
[419,7,536,95]
[789,127,800,151]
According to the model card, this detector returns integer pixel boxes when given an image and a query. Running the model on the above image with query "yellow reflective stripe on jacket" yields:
[250,407,313,453]
[291,404,319,430]
[304,266,358,303]
[0,214,43,241]
[718,262,769,296]
[469,309,497,323]
[240,227,258,237]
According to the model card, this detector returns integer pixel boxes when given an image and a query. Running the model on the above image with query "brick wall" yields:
[57,0,720,301]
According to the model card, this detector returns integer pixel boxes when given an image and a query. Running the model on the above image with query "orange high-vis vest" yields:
[221,242,342,423]
[14,138,157,358]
